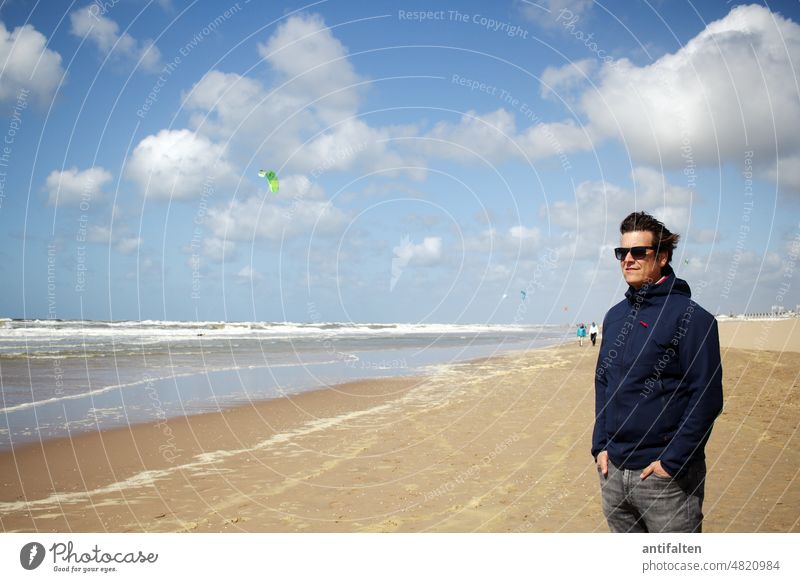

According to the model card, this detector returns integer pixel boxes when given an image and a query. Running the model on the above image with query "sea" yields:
[0,318,570,449]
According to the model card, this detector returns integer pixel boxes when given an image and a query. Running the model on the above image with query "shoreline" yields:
[0,334,569,451]
[1,320,797,532]
[1,342,591,532]
[0,339,574,477]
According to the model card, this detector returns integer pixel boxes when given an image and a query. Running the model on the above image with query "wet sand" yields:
[1,319,798,532]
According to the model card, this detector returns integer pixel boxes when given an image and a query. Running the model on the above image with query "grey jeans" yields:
[598,459,706,532]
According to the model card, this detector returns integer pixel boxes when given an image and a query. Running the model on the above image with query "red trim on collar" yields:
[655,275,668,285]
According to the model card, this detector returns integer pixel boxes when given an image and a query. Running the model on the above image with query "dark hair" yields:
[619,211,680,264]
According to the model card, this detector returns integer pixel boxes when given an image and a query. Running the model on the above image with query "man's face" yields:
[619,230,668,289]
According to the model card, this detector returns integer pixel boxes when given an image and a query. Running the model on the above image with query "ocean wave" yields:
[0,319,566,364]
[0,319,559,337]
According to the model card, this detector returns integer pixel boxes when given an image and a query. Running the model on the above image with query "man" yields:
[589,322,599,347]
[592,211,723,533]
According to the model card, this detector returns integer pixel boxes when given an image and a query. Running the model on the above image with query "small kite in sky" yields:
[520,290,527,301]
[258,170,279,193]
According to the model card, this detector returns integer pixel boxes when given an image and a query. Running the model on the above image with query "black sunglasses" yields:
[614,246,657,260]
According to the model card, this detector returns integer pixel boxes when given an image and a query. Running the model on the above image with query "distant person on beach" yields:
[589,322,599,346]
[577,323,587,346]
[592,211,723,533]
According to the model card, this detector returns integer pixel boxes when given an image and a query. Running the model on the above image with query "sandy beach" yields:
[1,319,797,533]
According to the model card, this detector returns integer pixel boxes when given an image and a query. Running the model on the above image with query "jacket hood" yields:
[624,265,691,304]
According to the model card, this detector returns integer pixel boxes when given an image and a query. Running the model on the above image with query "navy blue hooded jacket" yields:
[591,266,723,478]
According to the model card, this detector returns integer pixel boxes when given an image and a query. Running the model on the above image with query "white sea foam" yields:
[0,365,475,514]
[0,397,403,513]
[0,319,555,341]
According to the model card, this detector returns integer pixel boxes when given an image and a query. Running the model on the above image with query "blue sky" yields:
[1,0,799,324]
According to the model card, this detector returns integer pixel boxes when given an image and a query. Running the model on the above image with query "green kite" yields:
[258,170,279,193]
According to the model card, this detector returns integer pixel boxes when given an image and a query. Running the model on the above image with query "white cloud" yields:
[680,248,787,314]
[518,0,594,28]
[184,12,362,152]
[45,166,112,207]
[540,59,596,100]
[236,265,264,284]
[688,228,719,244]
[137,40,162,72]
[268,173,326,202]
[125,255,160,280]
[0,21,64,104]
[543,168,696,261]
[424,109,517,163]
[202,238,237,263]
[510,225,541,242]
[464,224,542,259]
[484,263,513,283]
[85,225,142,254]
[580,5,800,192]
[390,235,442,291]
[631,167,693,234]
[462,227,497,254]
[765,153,800,193]
[296,119,421,177]
[421,108,593,164]
[257,12,361,125]
[114,236,142,254]
[392,235,442,266]
[182,14,425,181]
[419,4,800,184]
[183,69,309,148]
[206,195,347,242]
[517,119,591,161]
[71,7,132,53]
[70,6,162,73]
[87,225,112,243]
[125,129,235,200]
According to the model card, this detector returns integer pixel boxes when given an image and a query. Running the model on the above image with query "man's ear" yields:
[658,251,669,268]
